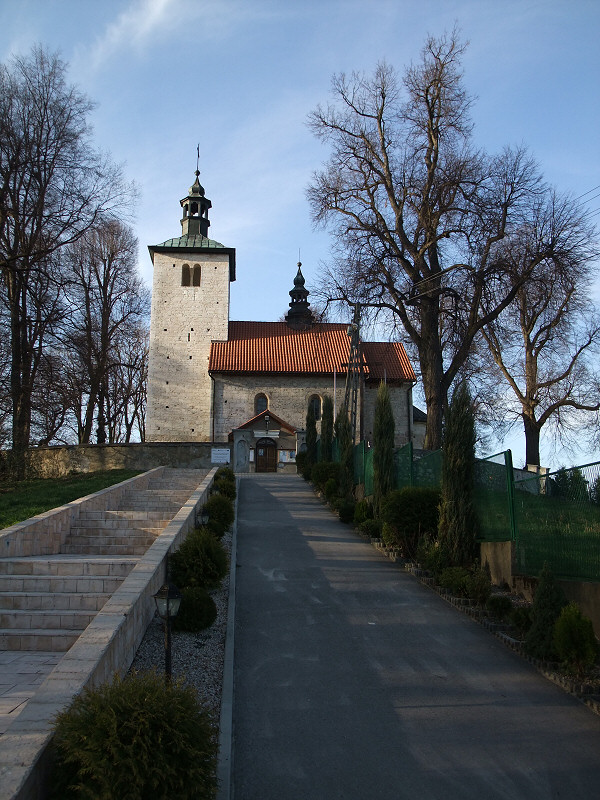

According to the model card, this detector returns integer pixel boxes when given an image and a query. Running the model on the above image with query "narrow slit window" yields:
[181,264,191,286]
[192,266,201,286]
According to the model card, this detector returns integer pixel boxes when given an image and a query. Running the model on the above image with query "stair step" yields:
[0,629,80,651]
[73,518,170,530]
[0,574,126,593]
[66,531,160,544]
[0,608,96,630]
[0,556,138,577]
[0,591,110,611]
[61,544,151,556]
[78,510,173,521]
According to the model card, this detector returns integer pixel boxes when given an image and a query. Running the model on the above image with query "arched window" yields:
[192,266,201,286]
[255,393,268,415]
[308,394,321,421]
[181,264,190,286]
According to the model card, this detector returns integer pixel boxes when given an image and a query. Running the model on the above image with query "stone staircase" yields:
[0,469,203,653]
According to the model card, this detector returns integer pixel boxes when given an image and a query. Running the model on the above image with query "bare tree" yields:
[61,219,149,444]
[307,31,553,449]
[477,190,600,466]
[0,46,132,472]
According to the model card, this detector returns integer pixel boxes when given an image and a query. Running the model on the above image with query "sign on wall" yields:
[211,448,231,464]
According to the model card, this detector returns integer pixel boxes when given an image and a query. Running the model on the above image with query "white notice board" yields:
[211,448,231,464]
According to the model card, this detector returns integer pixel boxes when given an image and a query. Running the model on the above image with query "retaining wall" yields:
[0,466,217,800]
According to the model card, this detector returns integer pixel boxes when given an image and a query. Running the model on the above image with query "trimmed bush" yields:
[510,606,532,638]
[416,536,451,579]
[486,594,513,621]
[359,518,382,538]
[465,567,492,606]
[213,477,236,500]
[50,671,217,800]
[170,527,229,590]
[338,499,356,524]
[354,499,373,526]
[202,493,234,538]
[439,566,470,597]
[381,487,441,559]
[324,477,337,500]
[553,602,598,677]
[173,587,218,632]
[524,562,567,661]
[214,466,235,482]
[311,461,340,493]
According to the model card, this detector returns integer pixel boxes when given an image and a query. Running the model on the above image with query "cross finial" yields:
[196,144,200,175]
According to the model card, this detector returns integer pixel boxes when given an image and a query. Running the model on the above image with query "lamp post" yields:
[153,581,182,682]
[264,413,270,435]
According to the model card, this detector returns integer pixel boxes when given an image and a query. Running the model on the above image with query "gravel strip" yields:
[129,528,232,726]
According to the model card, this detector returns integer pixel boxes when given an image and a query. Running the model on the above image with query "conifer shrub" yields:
[465,567,492,606]
[524,562,567,660]
[170,527,228,590]
[373,382,395,515]
[202,493,234,537]
[380,487,441,559]
[295,451,311,480]
[50,671,217,800]
[214,466,235,483]
[311,461,340,493]
[438,381,479,568]
[510,606,532,638]
[305,405,318,467]
[359,518,382,538]
[353,499,374,526]
[439,566,470,597]
[338,498,356,524]
[324,477,337,500]
[173,587,218,632]
[213,477,236,500]
[321,395,334,462]
[486,594,513,620]
[553,602,598,677]
[416,536,451,579]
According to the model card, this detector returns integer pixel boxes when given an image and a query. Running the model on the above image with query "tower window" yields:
[255,393,268,414]
[182,264,191,286]
[192,266,201,286]
[308,394,322,421]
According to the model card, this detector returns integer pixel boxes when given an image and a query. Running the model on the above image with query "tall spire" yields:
[285,262,314,330]
[180,156,212,238]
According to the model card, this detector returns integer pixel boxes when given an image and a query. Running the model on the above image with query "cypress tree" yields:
[335,408,353,499]
[373,382,395,514]
[438,381,479,567]
[321,395,334,462]
[305,404,318,467]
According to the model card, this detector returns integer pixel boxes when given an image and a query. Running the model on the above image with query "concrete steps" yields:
[0,469,205,652]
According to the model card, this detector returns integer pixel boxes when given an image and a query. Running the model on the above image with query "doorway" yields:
[255,438,277,472]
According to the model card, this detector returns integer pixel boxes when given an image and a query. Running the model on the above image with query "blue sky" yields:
[1,0,599,468]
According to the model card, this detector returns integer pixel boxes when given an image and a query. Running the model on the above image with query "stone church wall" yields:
[211,374,349,441]
[353,382,412,447]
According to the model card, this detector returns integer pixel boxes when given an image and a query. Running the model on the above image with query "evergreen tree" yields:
[438,381,479,567]
[321,395,334,462]
[305,404,318,467]
[335,408,353,499]
[524,562,567,660]
[373,382,395,514]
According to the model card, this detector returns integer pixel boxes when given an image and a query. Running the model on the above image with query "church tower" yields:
[146,169,236,442]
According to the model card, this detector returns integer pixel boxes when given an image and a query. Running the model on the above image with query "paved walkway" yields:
[232,474,600,800]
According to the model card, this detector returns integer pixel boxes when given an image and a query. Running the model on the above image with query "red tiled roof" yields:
[209,322,415,382]
[234,409,297,433]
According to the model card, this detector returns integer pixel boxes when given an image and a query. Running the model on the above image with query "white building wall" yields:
[146,250,231,442]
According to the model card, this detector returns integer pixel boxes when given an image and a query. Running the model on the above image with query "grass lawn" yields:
[0,470,142,529]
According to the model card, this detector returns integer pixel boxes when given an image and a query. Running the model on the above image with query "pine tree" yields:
[373,382,395,514]
[438,381,479,567]
[321,395,334,462]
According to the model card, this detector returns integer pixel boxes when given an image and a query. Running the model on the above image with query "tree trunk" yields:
[523,414,541,467]
[419,303,445,451]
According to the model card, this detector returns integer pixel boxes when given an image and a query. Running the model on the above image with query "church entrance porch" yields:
[255,438,277,472]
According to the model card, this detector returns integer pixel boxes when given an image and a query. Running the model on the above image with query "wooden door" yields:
[255,438,277,472]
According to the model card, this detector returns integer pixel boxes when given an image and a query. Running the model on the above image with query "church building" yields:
[146,169,418,472]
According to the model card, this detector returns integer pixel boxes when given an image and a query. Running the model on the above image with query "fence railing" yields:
[326,435,600,583]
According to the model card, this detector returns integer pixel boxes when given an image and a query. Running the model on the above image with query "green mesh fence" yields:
[474,451,515,543]
[354,441,367,485]
[394,442,413,489]
[412,449,443,488]
[513,461,600,582]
